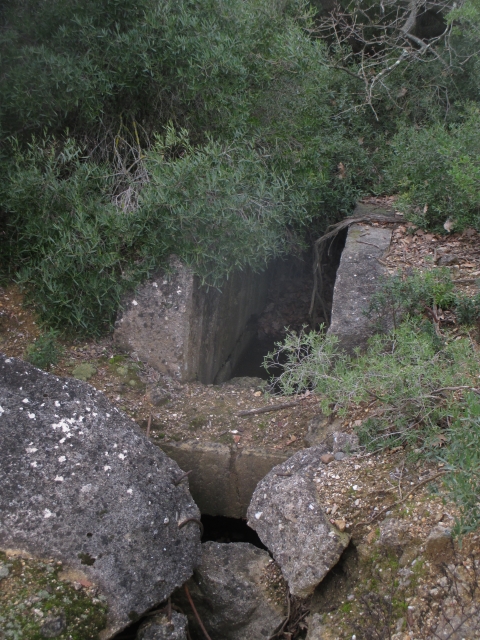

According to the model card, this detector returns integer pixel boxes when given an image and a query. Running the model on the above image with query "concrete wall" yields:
[160,441,288,519]
[327,213,393,353]
[114,257,270,384]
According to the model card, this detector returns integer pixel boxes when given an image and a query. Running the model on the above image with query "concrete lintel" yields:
[159,441,288,519]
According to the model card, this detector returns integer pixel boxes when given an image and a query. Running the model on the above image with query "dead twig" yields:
[238,401,300,417]
[178,517,204,536]
[174,470,193,486]
[268,593,291,639]
[431,386,480,395]
[184,583,213,640]
[146,413,152,438]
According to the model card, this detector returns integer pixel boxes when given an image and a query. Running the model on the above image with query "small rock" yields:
[306,612,328,640]
[146,387,171,407]
[326,431,360,454]
[425,526,453,564]
[320,454,335,464]
[0,565,9,579]
[137,611,188,640]
[377,519,419,558]
[71,363,96,381]
[304,414,342,447]
[40,613,66,638]
[334,452,345,461]
[436,254,459,266]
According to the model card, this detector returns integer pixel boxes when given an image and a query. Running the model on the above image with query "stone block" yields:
[114,257,270,383]
[327,216,393,353]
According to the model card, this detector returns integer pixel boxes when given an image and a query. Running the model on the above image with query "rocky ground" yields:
[1,210,480,639]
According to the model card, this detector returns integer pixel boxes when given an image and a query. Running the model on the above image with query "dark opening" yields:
[201,514,267,550]
[112,620,143,640]
[232,231,347,381]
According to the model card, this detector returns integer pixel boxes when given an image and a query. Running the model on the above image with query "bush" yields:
[387,107,480,232]
[1,139,165,335]
[2,131,311,333]
[266,319,480,532]
[367,268,456,330]
[0,0,382,334]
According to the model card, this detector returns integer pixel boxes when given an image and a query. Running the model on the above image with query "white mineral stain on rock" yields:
[58,456,66,463]
[55,476,64,482]
[43,509,54,518]
[118,454,125,460]
[104,465,111,471]
[26,447,38,454]
[22,398,29,404]
[255,512,263,520]
[0,406,4,415]
[55,401,61,407]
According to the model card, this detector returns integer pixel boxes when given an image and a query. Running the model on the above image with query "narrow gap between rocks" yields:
[231,231,347,381]
[200,514,267,550]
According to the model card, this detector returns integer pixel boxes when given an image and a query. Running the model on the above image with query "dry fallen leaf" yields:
[334,519,347,532]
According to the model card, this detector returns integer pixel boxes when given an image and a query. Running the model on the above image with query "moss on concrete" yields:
[0,552,107,639]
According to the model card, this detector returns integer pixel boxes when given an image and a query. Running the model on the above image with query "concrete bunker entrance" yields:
[114,229,347,387]
[232,229,348,380]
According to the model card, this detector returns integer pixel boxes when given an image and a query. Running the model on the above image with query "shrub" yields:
[266,319,480,532]
[367,268,456,330]
[387,107,480,232]
[1,139,164,335]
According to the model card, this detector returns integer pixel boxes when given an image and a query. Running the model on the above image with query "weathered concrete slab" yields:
[114,257,270,384]
[327,218,393,352]
[159,441,288,519]
[0,355,201,639]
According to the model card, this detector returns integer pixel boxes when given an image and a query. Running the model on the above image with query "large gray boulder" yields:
[175,542,286,640]
[247,447,350,598]
[0,355,201,638]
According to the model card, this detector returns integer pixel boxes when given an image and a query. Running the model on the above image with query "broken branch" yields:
[237,401,300,417]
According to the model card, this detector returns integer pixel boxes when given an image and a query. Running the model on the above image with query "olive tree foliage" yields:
[0,0,376,333]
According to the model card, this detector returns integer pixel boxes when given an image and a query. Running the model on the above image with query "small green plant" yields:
[455,292,480,325]
[25,330,63,371]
